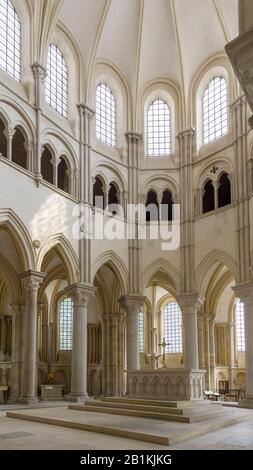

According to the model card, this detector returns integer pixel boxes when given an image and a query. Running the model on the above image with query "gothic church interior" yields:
[1,0,253,451]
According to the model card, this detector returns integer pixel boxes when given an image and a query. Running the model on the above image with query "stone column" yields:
[78,104,95,285]
[209,315,216,391]
[31,63,47,179]
[20,271,46,402]
[232,281,253,407]
[126,132,142,294]
[228,321,235,387]
[3,127,16,161]
[178,128,195,293]
[119,294,145,371]
[178,293,204,370]
[65,283,96,401]
[7,304,22,401]
[24,140,34,172]
[197,313,205,369]
[0,315,6,354]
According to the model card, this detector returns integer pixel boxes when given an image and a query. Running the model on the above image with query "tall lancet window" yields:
[96,83,116,147]
[147,99,171,156]
[164,302,182,353]
[236,299,245,353]
[0,0,21,81]
[45,44,68,118]
[59,298,73,351]
[203,77,228,144]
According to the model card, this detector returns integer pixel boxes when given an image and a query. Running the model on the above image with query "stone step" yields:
[69,403,227,423]
[101,396,213,408]
[7,407,251,447]
[6,410,169,446]
[85,399,222,416]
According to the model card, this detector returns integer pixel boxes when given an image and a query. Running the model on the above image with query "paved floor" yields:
[0,404,253,450]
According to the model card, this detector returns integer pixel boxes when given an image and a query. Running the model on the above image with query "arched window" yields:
[138,310,144,353]
[218,172,231,208]
[0,0,21,81]
[147,99,171,156]
[164,302,182,353]
[12,128,27,169]
[0,117,7,157]
[235,299,245,353]
[203,179,215,213]
[45,44,68,118]
[57,156,69,193]
[161,190,173,221]
[93,176,105,209]
[203,77,228,144]
[108,183,119,214]
[59,297,73,351]
[96,83,116,147]
[41,147,53,184]
[146,190,159,222]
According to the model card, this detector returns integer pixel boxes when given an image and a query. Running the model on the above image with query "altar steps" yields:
[69,398,225,423]
[6,405,252,447]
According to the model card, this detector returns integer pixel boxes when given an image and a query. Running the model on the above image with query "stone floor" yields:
[0,403,252,449]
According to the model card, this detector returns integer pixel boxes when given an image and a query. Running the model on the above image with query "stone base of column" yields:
[238,395,253,409]
[64,394,89,403]
[18,397,39,405]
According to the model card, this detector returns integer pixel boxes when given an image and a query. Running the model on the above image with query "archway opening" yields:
[12,128,27,169]
[218,172,231,208]
[203,180,215,213]
[57,156,70,193]
[41,147,53,184]
[0,118,7,157]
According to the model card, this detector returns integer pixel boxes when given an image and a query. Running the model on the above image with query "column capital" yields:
[19,270,46,290]
[232,281,253,304]
[177,293,204,314]
[64,282,96,306]
[177,127,195,140]
[31,62,47,82]
[78,103,95,119]
[24,139,34,152]
[125,132,142,143]
[3,126,16,140]
[226,28,253,113]
[119,294,145,312]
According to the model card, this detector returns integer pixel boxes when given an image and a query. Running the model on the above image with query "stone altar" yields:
[127,369,205,401]
[40,384,65,401]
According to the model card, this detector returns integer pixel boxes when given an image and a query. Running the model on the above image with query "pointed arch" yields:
[91,251,128,295]
[141,258,181,295]
[36,234,79,284]
[195,249,238,296]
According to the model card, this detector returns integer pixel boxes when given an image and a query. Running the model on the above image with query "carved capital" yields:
[119,294,145,314]
[78,103,95,119]
[3,126,16,141]
[24,139,34,152]
[177,293,204,314]
[177,127,195,141]
[226,28,253,113]
[64,283,96,308]
[125,132,142,143]
[19,270,46,292]
[31,62,47,82]
[232,281,253,305]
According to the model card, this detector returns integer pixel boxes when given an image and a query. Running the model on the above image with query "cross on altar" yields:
[158,337,170,368]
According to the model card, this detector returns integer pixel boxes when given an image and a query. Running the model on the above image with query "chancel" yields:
[1,0,253,452]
